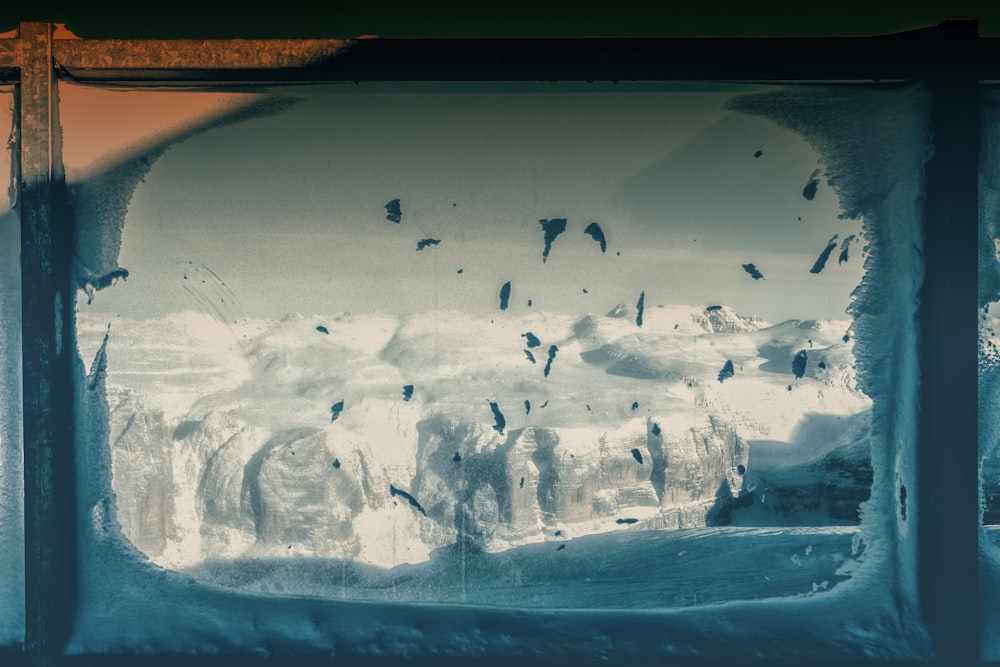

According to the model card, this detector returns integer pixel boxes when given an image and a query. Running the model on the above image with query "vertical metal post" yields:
[18,21,75,663]
[919,56,980,663]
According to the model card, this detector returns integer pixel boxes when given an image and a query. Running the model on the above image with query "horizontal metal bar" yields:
[42,30,1000,84]
[50,37,355,73]
[0,21,986,85]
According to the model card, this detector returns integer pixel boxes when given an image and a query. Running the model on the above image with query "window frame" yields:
[0,20,989,665]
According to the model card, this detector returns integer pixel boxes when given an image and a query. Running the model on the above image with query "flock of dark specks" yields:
[322,166,849,521]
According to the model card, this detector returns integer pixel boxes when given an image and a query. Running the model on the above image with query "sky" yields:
[61,81,865,325]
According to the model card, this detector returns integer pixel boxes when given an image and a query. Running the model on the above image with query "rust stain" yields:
[53,38,356,71]
[1,25,358,75]
[0,40,15,69]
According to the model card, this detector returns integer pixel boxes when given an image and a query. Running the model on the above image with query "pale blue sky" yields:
[68,82,864,324]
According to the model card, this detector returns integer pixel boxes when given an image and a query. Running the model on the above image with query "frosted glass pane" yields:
[981,85,1000,662]
[66,81,930,659]
[0,86,24,647]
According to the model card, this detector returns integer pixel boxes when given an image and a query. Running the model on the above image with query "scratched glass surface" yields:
[65,81,928,608]
[0,87,24,644]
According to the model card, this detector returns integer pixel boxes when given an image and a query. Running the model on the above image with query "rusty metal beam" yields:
[0,35,15,82]
[18,21,75,663]
[0,36,15,69]
[3,19,1000,86]
[51,37,354,78]
[44,32,1000,86]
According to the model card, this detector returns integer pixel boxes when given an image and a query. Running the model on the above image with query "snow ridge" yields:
[80,303,871,574]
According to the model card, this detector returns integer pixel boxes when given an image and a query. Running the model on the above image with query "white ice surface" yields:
[76,305,869,572]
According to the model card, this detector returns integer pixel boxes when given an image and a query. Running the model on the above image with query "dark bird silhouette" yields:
[838,234,856,264]
[539,218,568,263]
[742,263,764,280]
[499,281,511,310]
[389,484,426,515]
[544,345,559,377]
[583,222,607,253]
[489,401,506,434]
[792,350,808,379]
[802,168,820,200]
[810,235,839,274]
[385,199,402,223]
[521,332,541,348]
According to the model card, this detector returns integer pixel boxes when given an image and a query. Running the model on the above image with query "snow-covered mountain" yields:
[78,303,872,571]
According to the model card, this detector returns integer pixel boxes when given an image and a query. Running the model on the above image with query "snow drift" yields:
[77,304,873,574]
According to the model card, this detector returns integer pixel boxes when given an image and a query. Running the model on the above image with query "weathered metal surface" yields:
[53,37,354,70]
[0,21,994,85]
[0,36,15,69]
[0,45,16,82]
[920,76,981,665]
[51,34,1000,84]
[18,21,75,661]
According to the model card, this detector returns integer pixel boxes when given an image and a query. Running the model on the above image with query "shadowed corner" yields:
[704,478,753,527]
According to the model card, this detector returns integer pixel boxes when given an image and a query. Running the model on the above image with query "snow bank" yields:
[78,305,868,571]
